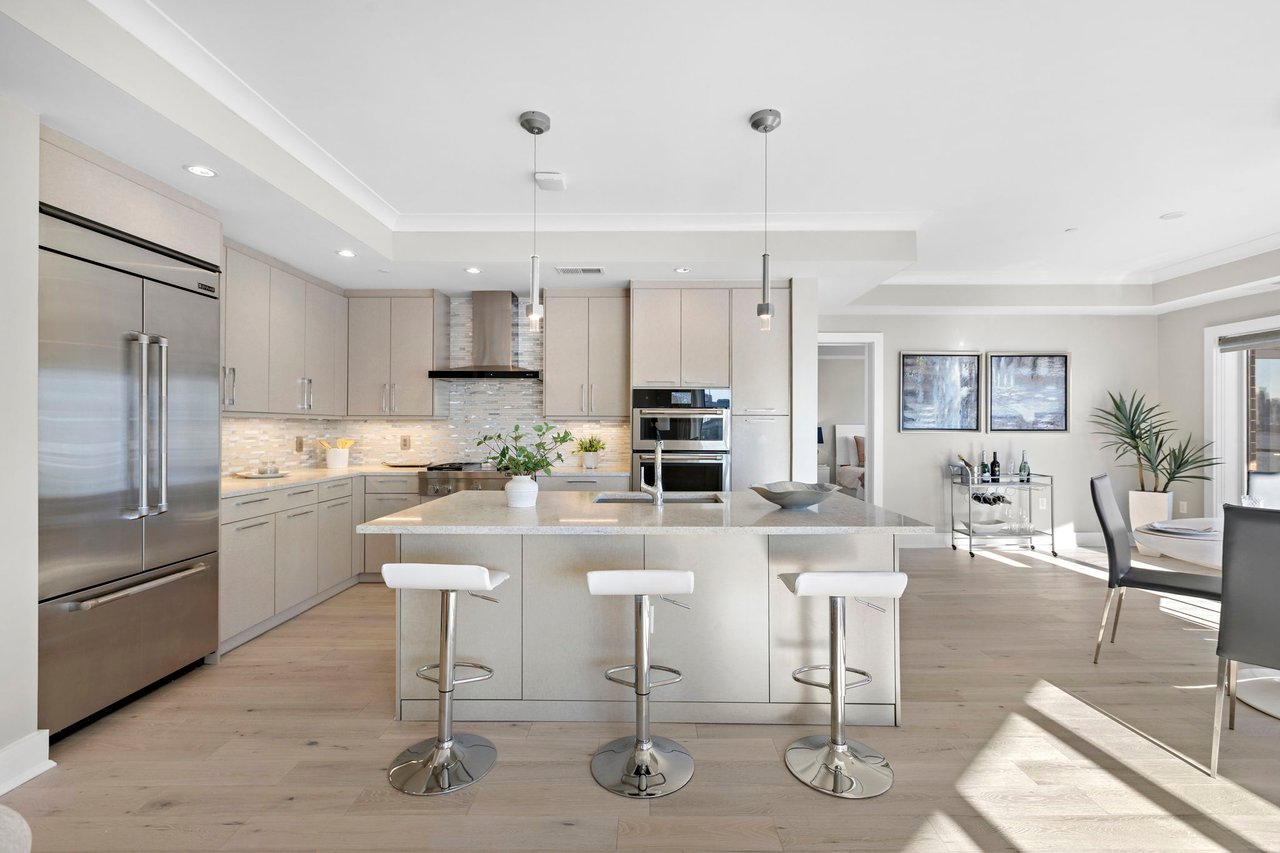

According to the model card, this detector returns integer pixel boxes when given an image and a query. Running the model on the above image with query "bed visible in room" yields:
[834,423,866,500]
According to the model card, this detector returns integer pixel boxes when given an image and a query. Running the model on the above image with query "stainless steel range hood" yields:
[428,290,540,380]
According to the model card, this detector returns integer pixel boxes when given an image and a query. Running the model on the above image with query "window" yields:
[1247,347,1280,473]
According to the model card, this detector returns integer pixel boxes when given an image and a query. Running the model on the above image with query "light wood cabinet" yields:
[221,248,270,412]
[730,415,791,488]
[304,285,340,415]
[274,505,319,614]
[348,296,445,417]
[679,288,730,386]
[218,515,276,641]
[731,288,790,414]
[318,497,354,589]
[267,268,307,413]
[544,296,629,418]
[630,289,682,386]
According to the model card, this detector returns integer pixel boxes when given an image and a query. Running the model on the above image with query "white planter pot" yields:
[505,475,539,508]
[325,448,349,469]
[1129,490,1173,556]
[582,452,599,470]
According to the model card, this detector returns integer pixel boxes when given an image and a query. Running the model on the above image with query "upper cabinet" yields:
[731,288,791,414]
[544,295,629,419]
[631,288,729,388]
[222,245,347,416]
[348,295,448,417]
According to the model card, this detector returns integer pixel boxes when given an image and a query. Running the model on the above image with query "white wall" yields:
[817,357,866,469]
[0,95,52,793]
[1158,290,1280,516]
[820,313,1159,543]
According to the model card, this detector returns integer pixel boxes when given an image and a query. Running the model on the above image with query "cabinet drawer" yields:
[279,485,319,512]
[365,474,421,494]
[318,477,353,500]
[538,473,632,492]
[221,489,290,524]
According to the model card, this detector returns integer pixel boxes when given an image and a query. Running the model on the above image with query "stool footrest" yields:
[416,661,494,686]
[604,663,683,690]
[791,663,872,692]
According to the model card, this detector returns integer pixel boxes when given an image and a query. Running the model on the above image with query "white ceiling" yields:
[4,1,1280,303]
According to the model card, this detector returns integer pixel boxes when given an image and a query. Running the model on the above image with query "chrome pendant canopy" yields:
[751,109,781,331]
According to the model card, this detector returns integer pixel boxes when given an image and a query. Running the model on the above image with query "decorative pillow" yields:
[853,435,866,466]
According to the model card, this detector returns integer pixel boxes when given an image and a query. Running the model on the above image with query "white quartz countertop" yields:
[220,464,423,498]
[357,490,932,536]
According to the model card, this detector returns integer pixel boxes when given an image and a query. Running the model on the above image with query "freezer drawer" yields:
[38,555,217,734]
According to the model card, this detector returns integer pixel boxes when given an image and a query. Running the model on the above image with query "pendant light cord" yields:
[532,133,539,257]
[763,130,768,255]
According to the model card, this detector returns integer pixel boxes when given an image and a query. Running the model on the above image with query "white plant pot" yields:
[505,475,539,508]
[325,448,349,469]
[582,452,599,470]
[1129,490,1173,556]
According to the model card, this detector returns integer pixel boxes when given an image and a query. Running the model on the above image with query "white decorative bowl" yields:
[967,520,1007,535]
[750,481,841,509]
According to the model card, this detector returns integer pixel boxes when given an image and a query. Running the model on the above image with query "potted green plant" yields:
[476,423,575,507]
[1090,390,1220,553]
[576,435,606,469]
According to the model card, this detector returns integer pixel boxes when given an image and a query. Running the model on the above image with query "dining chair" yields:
[1089,474,1222,664]
[1211,503,1280,776]
[1246,471,1280,507]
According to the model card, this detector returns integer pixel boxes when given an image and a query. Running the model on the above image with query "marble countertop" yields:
[357,490,932,536]
[220,464,424,498]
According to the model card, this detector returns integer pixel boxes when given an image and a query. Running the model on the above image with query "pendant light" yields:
[519,110,550,331]
[750,108,781,331]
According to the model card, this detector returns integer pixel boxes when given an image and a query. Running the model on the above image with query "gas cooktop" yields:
[424,462,502,474]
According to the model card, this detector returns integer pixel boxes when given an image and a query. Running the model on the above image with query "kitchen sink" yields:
[593,492,725,505]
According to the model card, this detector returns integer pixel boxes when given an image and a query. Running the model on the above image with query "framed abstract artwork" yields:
[899,352,981,432]
[987,353,1069,432]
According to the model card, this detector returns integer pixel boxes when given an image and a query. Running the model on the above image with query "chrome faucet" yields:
[641,439,665,506]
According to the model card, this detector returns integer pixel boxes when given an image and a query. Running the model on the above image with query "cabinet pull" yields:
[287,509,315,519]
[306,377,314,410]
[298,377,307,410]
[567,480,598,484]
[390,383,398,413]
[235,497,269,506]
[744,408,777,413]
[229,367,236,406]
[381,383,388,413]
[236,520,271,531]
[744,417,778,423]
[589,383,595,412]
[373,496,406,501]
[326,500,350,509]
[288,490,313,497]
[644,379,676,384]
[580,384,586,413]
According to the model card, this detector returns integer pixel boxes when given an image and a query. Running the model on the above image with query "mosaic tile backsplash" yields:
[221,296,632,474]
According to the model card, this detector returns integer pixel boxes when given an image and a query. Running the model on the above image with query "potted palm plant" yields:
[1090,390,1220,554]
[476,423,575,507]
[576,435,606,469]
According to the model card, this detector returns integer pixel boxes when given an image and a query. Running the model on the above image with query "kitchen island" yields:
[358,490,931,726]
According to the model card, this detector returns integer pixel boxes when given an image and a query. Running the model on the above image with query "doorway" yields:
[817,332,884,506]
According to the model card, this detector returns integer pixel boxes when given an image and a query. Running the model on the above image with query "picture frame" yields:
[986,353,1069,432]
[899,352,981,432]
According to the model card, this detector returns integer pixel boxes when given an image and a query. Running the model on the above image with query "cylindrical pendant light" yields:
[519,110,550,331]
[750,108,781,332]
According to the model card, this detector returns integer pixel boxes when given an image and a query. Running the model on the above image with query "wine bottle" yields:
[980,453,989,482]
[1019,451,1030,483]
[957,454,976,483]
[990,451,1001,482]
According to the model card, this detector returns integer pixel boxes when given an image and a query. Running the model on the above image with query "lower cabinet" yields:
[536,472,631,492]
[318,497,354,589]
[275,505,319,613]
[730,415,791,488]
[219,515,276,640]
[363,492,421,574]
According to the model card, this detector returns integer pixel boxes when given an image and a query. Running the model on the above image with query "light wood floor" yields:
[6,546,1280,852]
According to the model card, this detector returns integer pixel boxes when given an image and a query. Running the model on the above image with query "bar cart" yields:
[947,464,1057,557]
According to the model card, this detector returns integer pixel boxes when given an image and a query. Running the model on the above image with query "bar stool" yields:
[382,562,508,796]
[586,569,695,799]
[778,571,909,799]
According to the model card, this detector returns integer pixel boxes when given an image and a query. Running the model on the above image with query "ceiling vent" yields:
[554,266,605,275]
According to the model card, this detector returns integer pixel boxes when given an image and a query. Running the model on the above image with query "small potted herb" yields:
[476,423,575,507]
[576,435,606,469]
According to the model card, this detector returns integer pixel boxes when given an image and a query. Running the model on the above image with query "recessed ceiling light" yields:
[335,249,357,258]
[1063,227,1078,233]
[1159,211,1187,220]
[465,267,482,274]
[377,268,391,274]
[183,164,217,178]
[674,267,691,274]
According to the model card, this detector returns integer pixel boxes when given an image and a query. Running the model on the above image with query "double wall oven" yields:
[631,388,731,492]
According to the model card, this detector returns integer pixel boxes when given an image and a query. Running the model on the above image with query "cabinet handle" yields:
[644,379,676,384]
[744,418,778,423]
[744,408,777,413]
[589,383,595,413]
[287,509,315,519]
[306,377,314,410]
[381,383,388,413]
[567,480,598,484]
[326,500,350,509]
[236,520,271,531]
[298,377,307,410]
[373,496,406,501]
[221,367,228,406]
[235,497,269,506]
[390,383,398,413]
[580,384,586,413]
[229,367,236,406]
[288,490,313,497]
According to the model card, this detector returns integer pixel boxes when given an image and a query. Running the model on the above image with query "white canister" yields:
[505,474,539,507]
[582,452,600,470]
[326,448,350,469]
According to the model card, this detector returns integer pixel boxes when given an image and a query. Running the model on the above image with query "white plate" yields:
[383,460,429,468]
[233,471,288,479]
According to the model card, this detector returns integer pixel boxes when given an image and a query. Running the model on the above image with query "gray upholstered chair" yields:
[1246,471,1280,507]
[1211,503,1280,776]
[1089,474,1222,663]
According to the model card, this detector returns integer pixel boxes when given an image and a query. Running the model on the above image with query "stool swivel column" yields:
[587,569,695,799]
[779,571,909,799]
[382,563,509,796]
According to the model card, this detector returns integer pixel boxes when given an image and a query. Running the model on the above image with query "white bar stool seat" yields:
[779,570,908,800]
[585,569,695,799]
[382,562,508,796]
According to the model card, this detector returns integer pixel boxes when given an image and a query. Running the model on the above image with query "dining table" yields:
[1134,516,1280,721]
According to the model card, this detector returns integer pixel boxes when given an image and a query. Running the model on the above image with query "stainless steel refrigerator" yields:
[37,209,221,734]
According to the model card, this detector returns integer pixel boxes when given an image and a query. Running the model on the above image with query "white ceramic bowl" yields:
[750,481,841,509]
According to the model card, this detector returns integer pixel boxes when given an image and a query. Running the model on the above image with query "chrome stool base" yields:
[591,734,695,799]
[784,735,894,799]
[387,733,498,796]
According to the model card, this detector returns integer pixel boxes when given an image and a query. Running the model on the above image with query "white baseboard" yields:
[0,730,54,795]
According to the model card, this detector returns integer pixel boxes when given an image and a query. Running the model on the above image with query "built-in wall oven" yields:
[631,388,731,491]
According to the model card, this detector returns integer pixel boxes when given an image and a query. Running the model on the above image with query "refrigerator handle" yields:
[220,366,228,406]
[127,332,149,519]
[229,367,236,406]
[152,335,170,515]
